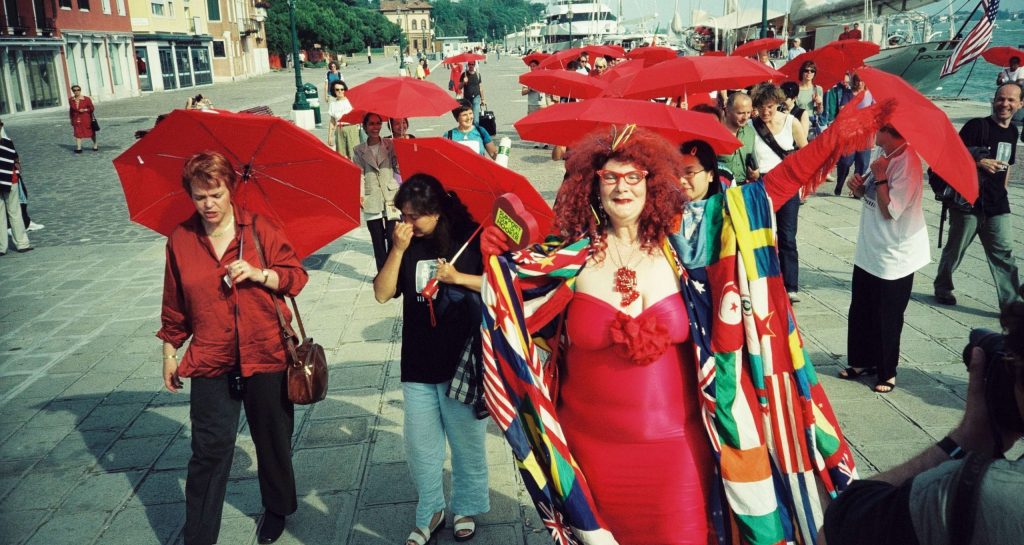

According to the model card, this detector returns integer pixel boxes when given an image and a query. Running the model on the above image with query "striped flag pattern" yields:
[940,0,999,77]
[482,181,856,544]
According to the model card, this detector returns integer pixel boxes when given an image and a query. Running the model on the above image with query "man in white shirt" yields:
[839,124,929,393]
[996,56,1024,85]
[787,38,806,61]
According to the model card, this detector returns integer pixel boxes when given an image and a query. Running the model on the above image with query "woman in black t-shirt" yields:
[372,174,488,545]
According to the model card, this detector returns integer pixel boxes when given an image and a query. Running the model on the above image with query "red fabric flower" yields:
[609,311,671,366]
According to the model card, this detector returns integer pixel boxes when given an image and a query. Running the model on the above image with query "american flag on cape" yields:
[940,0,999,77]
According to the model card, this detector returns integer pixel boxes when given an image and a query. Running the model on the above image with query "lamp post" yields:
[567,6,573,48]
[287,0,312,128]
[397,6,407,75]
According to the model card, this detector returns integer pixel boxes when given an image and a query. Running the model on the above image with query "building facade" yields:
[1,0,63,115]
[206,0,269,83]
[128,0,213,92]
[59,0,138,104]
[380,0,432,54]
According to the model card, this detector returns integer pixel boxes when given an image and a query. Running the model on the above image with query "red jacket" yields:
[158,207,309,378]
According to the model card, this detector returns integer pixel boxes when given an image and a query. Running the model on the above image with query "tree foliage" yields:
[266,0,403,57]
[431,0,545,41]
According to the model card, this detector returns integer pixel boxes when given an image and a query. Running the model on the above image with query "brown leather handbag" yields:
[251,222,328,405]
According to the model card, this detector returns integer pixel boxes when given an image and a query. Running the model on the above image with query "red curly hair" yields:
[554,127,684,261]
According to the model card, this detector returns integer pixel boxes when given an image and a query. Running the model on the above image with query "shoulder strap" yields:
[946,452,995,545]
[752,117,790,160]
[445,129,454,140]
[250,218,307,356]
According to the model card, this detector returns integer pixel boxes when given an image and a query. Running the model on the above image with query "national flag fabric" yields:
[940,0,999,77]
[482,181,858,544]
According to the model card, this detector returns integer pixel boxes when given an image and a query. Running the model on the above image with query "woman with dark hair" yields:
[353,112,400,271]
[159,151,307,545]
[388,117,414,139]
[324,61,344,97]
[795,60,824,115]
[372,175,489,545]
[780,81,811,136]
[326,80,360,158]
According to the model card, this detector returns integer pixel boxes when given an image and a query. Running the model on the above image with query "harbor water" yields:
[930,23,1024,100]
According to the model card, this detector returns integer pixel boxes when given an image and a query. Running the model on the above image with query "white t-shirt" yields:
[328,97,353,125]
[999,66,1024,83]
[853,146,930,280]
[752,114,796,173]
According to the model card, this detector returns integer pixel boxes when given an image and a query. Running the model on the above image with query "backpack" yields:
[928,118,991,248]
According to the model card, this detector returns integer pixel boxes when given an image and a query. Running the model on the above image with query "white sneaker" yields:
[26,221,44,231]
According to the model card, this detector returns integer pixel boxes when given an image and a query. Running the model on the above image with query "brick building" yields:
[380,0,432,54]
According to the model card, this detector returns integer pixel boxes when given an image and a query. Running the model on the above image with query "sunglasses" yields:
[801,69,816,74]
[597,169,648,185]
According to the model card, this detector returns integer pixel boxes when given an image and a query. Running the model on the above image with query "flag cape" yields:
[481,181,856,545]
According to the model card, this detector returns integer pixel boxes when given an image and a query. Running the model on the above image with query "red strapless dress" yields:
[560,292,713,545]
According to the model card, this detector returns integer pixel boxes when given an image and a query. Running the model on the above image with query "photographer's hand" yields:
[950,347,1020,457]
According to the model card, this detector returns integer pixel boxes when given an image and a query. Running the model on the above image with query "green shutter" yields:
[207,0,220,20]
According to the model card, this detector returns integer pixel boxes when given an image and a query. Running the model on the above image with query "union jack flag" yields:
[538,501,579,545]
[941,0,1000,77]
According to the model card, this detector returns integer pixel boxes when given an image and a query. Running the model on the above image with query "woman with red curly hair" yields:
[502,127,713,543]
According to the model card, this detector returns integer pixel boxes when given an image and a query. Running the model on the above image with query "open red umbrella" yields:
[781,41,879,88]
[600,59,644,82]
[624,46,679,66]
[392,138,554,236]
[519,70,607,100]
[444,52,486,65]
[538,45,625,69]
[824,39,881,64]
[616,56,783,99]
[982,46,1024,67]
[522,52,551,66]
[514,98,741,154]
[855,67,978,202]
[113,109,362,258]
[344,76,459,119]
[731,38,785,58]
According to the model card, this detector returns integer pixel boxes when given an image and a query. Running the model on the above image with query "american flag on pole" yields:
[941,0,1000,77]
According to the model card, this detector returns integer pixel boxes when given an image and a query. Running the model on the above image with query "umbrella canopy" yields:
[624,46,679,66]
[615,56,784,99]
[444,52,486,65]
[824,39,881,63]
[855,67,978,202]
[514,98,742,154]
[537,45,625,69]
[731,38,785,58]
[392,138,554,236]
[113,109,362,258]
[780,40,879,88]
[982,46,1024,67]
[519,70,607,100]
[344,76,459,120]
[522,52,551,66]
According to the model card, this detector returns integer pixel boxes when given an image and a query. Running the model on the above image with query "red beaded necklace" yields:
[608,236,641,307]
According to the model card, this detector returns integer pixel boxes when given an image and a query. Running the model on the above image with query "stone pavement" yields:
[0,55,1020,545]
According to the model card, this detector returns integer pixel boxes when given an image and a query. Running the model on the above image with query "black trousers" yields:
[184,371,296,545]
[775,194,801,293]
[367,217,398,272]
[847,266,914,382]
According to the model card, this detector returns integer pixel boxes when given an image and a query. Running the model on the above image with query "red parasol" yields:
[513,98,741,154]
[519,70,607,100]
[344,76,459,120]
[522,52,551,66]
[113,109,362,258]
[780,40,879,88]
[982,46,1024,67]
[731,38,785,58]
[702,50,727,56]
[392,138,554,236]
[855,67,978,202]
[444,52,486,65]
[537,45,625,69]
[824,39,881,64]
[616,56,783,99]
[624,46,679,66]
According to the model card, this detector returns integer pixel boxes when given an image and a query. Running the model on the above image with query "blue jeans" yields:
[775,194,801,293]
[402,381,489,528]
[469,95,481,125]
[835,149,871,195]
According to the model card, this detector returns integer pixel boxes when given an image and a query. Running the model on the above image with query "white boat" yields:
[542,0,620,50]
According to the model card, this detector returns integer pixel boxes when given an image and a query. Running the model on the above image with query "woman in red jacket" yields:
[158,151,308,545]
[68,84,97,153]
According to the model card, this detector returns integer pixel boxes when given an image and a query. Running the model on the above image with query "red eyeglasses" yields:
[596,169,648,185]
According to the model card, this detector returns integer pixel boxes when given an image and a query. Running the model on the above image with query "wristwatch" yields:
[874,178,889,186]
[937,436,966,460]
[261,269,270,283]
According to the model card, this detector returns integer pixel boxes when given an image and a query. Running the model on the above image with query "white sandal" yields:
[453,515,476,542]
[405,510,445,545]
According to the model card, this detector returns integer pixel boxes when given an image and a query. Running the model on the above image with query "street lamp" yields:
[567,6,573,48]
[397,6,407,75]
[287,0,312,129]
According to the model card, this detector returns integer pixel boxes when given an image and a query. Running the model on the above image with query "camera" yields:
[963,328,1024,435]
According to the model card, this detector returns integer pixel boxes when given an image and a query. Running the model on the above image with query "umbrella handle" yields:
[449,222,485,265]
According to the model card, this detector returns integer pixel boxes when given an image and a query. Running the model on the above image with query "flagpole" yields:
[957,58,980,96]
[950,0,984,41]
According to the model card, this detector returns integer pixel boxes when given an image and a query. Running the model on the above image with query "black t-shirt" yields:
[461,72,482,99]
[396,222,483,384]
[959,116,1018,216]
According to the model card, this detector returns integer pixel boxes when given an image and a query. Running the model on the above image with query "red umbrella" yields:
[624,46,679,66]
[345,76,459,119]
[855,67,978,202]
[514,98,741,154]
[824,39,881,63]
[702,50,727,56]
[780,41,879,88]
[616,56,784,99]
[731,38,785,58]
[600,59,643,82]
[982,46,1024,67]
[392,138,554,236]
[113,109,362,258]
[444,52,486,65]
[538,45,625,69]
[519,70,607,100]
[522,52,551,66]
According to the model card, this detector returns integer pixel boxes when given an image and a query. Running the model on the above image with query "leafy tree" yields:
[430,0,544,41]
[266,0,402,56]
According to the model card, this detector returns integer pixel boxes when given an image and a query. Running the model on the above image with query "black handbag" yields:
[90,114,100,132]
[479,110,497,136]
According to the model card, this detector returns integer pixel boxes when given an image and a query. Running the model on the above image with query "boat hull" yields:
[865,40,958,93]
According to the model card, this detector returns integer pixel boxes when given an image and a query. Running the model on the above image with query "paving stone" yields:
[308,389,381,420]
[78,402,147,431]
[127,470,187,507]
[99,504,183,545]
[0,467,84,511]
[99,435,174,471]
[24,509,110,545]
[328,364,386,391]
[360,462,416,506]
[122,405,188,438]
[35,429,119,470]
[294,444,366,494]
[61,470,144,513]
[0,509,47,545]
[274,491,356,545]
[298,416,371,449]
[220,478,263,519]
[0,425,69,461]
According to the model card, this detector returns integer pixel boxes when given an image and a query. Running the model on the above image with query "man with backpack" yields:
[933,83,1023,310]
